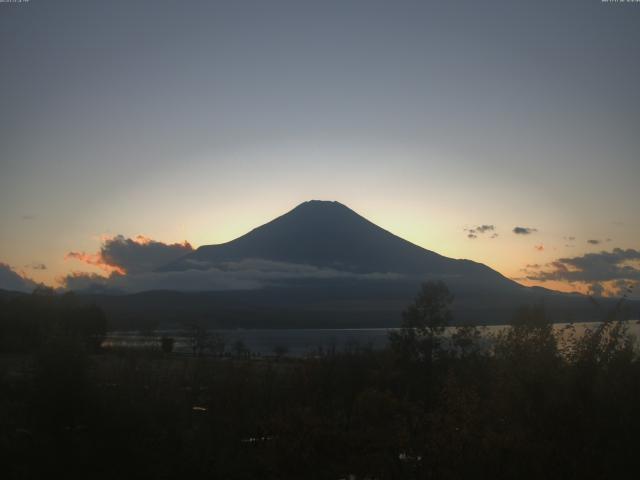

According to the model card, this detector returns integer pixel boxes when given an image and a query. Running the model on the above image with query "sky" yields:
[1,0,639,298]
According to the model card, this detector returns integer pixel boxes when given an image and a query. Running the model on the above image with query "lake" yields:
[103,321,640,357]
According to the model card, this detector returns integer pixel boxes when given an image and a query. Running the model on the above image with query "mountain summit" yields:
[161,200,517,292]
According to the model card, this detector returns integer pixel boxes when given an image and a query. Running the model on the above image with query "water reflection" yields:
[103,321,640,357]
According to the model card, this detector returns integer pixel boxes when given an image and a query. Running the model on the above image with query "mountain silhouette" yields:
[74,200,617,328]
[161,200,518,292]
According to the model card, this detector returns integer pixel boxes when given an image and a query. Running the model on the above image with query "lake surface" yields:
[103,321,640,357]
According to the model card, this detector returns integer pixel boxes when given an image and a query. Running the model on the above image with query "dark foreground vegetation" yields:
[1,283,639,479]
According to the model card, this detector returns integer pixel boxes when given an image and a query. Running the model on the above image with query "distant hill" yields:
[81,284,635,331]
[0,289,28,301]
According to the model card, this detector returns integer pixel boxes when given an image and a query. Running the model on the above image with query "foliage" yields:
[160,335,175,354]
[0,289,106,353]
[183,321,226,357]
[1,283,640,479]
[388,280,453,364]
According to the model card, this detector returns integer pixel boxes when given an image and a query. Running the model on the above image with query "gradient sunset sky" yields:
[1,0,639,296]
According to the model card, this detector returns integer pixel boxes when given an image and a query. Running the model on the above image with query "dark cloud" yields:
[100,235,193,274]
[513,226,537,235]
[527,248,640,283]
[62,272,112,292]
[476,225,495,233]
[588,282,605,297]
[21,215,35,221]
[525,248,640,298]
[612,279,636,296]
[587,239,600,245]
[0,263,38,293]
[465,224,496,239]
[60,259,404,293]
[66,235,193,275]
[26,262,47,270]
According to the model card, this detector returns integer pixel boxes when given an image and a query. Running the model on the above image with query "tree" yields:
[160,336,175,354]
[185,322,211,357]
[273,344,288,359]
[451,324,484,359]
[389,280,453,364]
[232,339,250,359]
[494,304,558,366]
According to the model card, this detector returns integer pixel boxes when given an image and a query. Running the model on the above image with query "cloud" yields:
[465,224,496,239]
[62,272,112,292]
[63,234,268,292]
[524,248,640,298]
[66,234,193,275]
[588,282,605,297]
[534,244,544,252]
[527,248,640,283]
[476,225,495,233]
[60,259,405,293]
[513,226,537,235]
[25,262,47,270]
[0,262,38,293]
[65,251,126,275]
[585,238,612,247]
